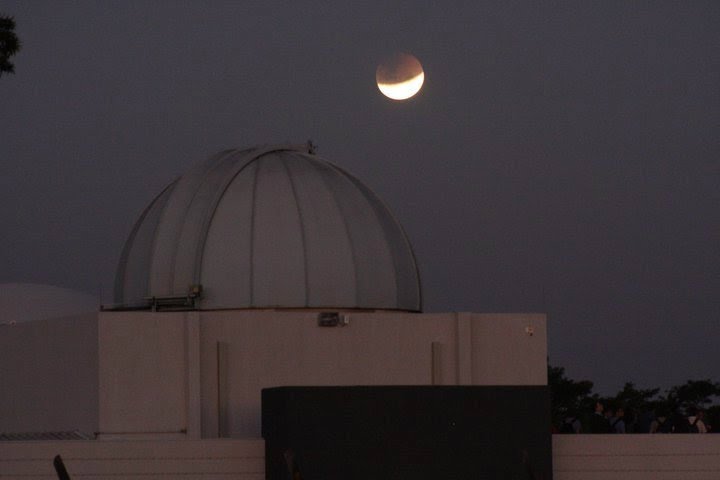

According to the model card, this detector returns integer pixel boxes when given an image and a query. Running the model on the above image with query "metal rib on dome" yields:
[114,144,422,311]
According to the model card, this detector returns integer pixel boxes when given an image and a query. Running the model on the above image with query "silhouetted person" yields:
[668,409,690,433]
[653,409,672,433]
[695,410,709,433]
[636,410,655,433]
[609,407,626,433]
[588,401,611,433]
[560,412,581,433]
[687,407,708,433]
[623,407,637,433]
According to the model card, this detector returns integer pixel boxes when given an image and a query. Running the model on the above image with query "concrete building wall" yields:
[97,310,547,439]
[3,435,720,479]
[0,309,545,439]
[0,439,264,479]
[553,434,720,479]
[6,310,720,479]
[98,312,190,439]
[199,311,459,438]
[0,313,98,435]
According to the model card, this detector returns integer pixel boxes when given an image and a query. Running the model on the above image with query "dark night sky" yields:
[1,1,718,394]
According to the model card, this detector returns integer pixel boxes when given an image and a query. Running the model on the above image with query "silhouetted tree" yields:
[549,362,720,433]
[548,364,595,429]
[0,15,21,77]
[612,382,661,413]
[596,383,661,432]
[661,379,720,412]
[705,405,720,432]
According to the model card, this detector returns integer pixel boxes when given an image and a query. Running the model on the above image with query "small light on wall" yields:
[525,326,534,336]
[318,312,349,327]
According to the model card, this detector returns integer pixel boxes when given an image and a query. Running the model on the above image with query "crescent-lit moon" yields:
[376,53,425,101]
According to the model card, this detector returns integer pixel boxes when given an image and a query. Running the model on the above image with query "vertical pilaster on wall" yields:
[431,342,442,385]
[185,312,201,439]
[455,313,473,385]
[217,341,229,438]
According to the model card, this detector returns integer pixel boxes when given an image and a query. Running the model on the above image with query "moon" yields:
[376,53,424,101]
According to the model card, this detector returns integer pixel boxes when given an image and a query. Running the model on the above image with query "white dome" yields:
[114,144,421,311]
[0,283,97,324]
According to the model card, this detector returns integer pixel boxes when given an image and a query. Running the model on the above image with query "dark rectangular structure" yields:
[262,386,552,480]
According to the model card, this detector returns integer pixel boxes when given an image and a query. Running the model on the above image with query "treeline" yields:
[1,14,21,77]
[549,364,720,433]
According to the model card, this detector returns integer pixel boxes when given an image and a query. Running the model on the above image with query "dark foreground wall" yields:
[262,386,551,480]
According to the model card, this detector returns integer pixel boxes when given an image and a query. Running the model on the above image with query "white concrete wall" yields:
[470,313,547,385]
[98,312,190,439]
[199,311,459,438]
[0,439,263,480]
[199,310,547,438]
[2,435,720,479]
[553,434,720,479]
[0,313,98,435]
[1,309,545,440]
[96,310,546,439]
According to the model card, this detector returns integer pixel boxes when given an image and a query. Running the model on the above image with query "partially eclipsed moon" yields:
[376,53,424,100]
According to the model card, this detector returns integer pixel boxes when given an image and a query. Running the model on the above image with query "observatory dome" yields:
[114,144,421,311]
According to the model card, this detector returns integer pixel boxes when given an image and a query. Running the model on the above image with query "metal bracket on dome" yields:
[144,284,203,312]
